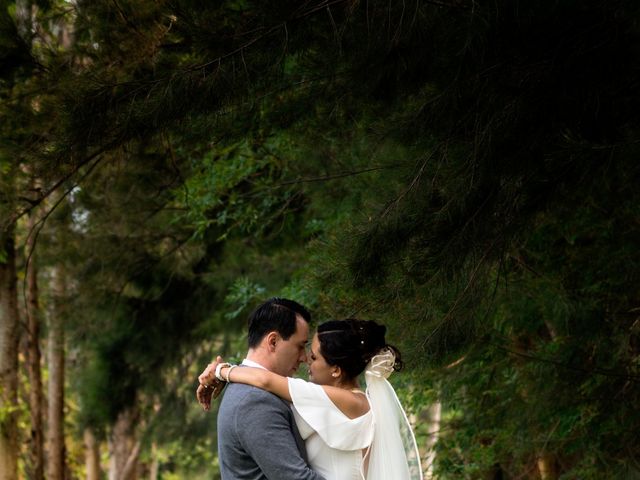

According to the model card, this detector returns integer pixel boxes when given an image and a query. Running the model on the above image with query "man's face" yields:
[272,314,309,376]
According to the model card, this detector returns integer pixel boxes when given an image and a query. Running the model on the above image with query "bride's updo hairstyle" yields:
[317,319,403,380]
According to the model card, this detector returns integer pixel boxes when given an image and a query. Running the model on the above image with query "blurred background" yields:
[1,0,639,478]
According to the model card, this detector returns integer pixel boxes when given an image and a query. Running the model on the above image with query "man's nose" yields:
[299,350,308,363]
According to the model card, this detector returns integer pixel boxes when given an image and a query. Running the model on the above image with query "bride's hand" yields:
[196,384,214,411]
[196,356,225,410]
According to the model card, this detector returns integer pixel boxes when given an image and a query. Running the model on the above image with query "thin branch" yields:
[497,346,640,382]
[379,147,439,219]
[420,238,497,349]
[276,164,402,186]
[10,142,119,227]
[191,0,352,73]
[20,155,106,318]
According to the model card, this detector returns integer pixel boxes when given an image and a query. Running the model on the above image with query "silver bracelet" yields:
[225,365,238,383]
[215,362,232,382]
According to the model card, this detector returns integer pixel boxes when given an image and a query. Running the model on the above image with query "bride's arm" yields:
[220,366,292,402]
[221,366,369,419]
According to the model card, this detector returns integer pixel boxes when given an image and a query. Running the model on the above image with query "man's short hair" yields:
[247,298,312,348]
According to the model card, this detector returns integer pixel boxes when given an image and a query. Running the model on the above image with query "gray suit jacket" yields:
[217,382,324,480]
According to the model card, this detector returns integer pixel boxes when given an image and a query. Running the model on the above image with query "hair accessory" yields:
[365,348,395,379]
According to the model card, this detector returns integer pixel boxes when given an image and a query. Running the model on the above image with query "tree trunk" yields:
[148,442,159,480]
[422,401,441,479]
[47,266,67,480]
[108,407,140,480]
[537,452,558,480]
[84,427,101,480]
[0,226,20,480]
[120,440,141,480]
[23,209,45,480]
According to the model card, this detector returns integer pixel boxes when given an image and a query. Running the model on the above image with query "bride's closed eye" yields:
[308,349,317,362]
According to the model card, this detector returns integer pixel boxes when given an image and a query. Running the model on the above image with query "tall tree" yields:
[0,3,35,475]
[47,265,67,480]
[83,427,101,480]
[1,2,82,474]
[23,199,45,480]
[1,0,638,477]
[0,223,19,480]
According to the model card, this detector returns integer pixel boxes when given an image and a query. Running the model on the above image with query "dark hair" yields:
[247,297,312,348]
[317,319,403,380]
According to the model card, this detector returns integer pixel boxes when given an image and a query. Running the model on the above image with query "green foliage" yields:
[4,0,640,477]
[178,136,301,241]
[224,277,266,320]
[152,439,218,480]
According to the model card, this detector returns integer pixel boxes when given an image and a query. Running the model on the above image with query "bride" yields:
[200,319,423,480]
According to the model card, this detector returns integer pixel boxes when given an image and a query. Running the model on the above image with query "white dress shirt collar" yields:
[242,358,268,370]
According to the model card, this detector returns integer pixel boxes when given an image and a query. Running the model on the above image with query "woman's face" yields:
[307,333,335,385]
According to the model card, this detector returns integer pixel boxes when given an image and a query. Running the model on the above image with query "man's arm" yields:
[236,390,325,480]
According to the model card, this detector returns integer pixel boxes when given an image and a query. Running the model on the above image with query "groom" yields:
[197,298,324,480]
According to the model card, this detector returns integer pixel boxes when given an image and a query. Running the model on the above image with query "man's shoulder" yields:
[219,384,293,434]
[221,383,290,409]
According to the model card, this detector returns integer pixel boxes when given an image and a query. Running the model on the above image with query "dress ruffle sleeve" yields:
[287,377,374,451]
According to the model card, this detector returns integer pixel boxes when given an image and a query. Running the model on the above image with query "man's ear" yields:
[265,331,279,352]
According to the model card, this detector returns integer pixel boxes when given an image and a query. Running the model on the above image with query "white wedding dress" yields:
[288,378,373,480]
[287,349,424,480]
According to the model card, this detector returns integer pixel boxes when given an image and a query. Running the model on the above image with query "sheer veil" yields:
[363,348,423,480]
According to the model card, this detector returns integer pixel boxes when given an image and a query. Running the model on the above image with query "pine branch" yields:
[498,345,640,382]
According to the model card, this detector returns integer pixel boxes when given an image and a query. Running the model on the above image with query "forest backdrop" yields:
[1,0,639,479]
